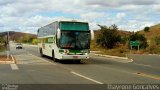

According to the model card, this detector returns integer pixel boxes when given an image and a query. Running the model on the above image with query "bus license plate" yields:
[73,56,78,59]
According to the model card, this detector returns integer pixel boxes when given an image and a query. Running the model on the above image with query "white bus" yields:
[37,20,94,62]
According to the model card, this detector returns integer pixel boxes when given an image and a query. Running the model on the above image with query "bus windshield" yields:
[59,31,90,50]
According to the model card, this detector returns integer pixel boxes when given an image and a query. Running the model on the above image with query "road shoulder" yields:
[90,53,133,63]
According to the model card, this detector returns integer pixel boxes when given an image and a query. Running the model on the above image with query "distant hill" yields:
[138,23,160,44]
[0,31,37,41]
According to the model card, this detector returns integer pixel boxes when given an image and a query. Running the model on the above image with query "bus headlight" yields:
[85,53,88,55]
[64,49,69,55]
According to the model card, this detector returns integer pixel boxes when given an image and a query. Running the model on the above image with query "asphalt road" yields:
[128,54,160,68]
[0,44,160,89]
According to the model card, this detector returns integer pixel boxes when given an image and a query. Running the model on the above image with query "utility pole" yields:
[7,31,10,60]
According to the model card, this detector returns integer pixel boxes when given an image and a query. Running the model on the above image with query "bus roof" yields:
[58,19,88,23]
[38,19,88,30]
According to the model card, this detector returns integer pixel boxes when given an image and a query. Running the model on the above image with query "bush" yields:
[0,37,6,52]
[145,44,160,54]
[96,24,121,49]
[154,36,160,45]
[129,33,148,49]
[144,27,150,32]
[32,39,38,45]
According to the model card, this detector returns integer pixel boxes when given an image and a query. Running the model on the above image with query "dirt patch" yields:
[0,55,12,61]
[0,55,14,64]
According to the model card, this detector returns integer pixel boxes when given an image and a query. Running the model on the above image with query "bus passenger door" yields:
[42,38,46,55]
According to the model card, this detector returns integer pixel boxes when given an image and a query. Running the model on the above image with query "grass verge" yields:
[90,41,157,57]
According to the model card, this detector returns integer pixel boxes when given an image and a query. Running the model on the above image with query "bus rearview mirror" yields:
[57,29,61,39]
[91,30,94,40]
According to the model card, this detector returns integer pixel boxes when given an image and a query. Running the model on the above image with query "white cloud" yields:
[118,20,155,31]
[89,22,100,30]
[80,12,106,21]
[116,13,126,19]
[140,22,155,29]
[0,0,160,33]
[153,5,160,12]
[85,0,160,7]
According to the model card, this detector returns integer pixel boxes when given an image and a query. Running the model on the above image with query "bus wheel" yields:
[52,51,57,62]
[40,49,44,57]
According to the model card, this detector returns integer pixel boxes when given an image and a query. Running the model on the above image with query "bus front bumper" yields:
[59,54,89,60]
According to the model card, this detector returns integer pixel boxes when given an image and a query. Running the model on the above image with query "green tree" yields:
[129,33,148,49]
[0,37,5,43]
[144,26,150,32]
[96,24,121,49]
[119,35,129,45]
[23,34,31,43]
[0,36,6,51]
[32,38,38,45]
[17,34,33,43]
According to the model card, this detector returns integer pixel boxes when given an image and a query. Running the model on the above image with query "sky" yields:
[0,0,160,34]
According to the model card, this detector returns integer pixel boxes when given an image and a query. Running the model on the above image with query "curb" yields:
[0,55,15,64]
[90,53,133,62]
[91,53,127,59]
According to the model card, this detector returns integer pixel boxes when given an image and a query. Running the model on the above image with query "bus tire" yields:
[40,48,44,57]
[52,51,57,62]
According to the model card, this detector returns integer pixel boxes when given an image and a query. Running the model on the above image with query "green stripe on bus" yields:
[59,49,64,52]
[59,49,82,53]
[69,50,81,53]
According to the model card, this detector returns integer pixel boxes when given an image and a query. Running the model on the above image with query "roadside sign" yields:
[130,41,140,52]
[130,41,140,46]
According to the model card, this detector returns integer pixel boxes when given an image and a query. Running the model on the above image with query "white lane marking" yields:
[10,64,19,70]
[29,54,56,65]
[111,59,133,63]
[11,55,16,64]
[133,63,152,67]
[111,58,133,63]
[71,71,104,84]
[130,59,133,62]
